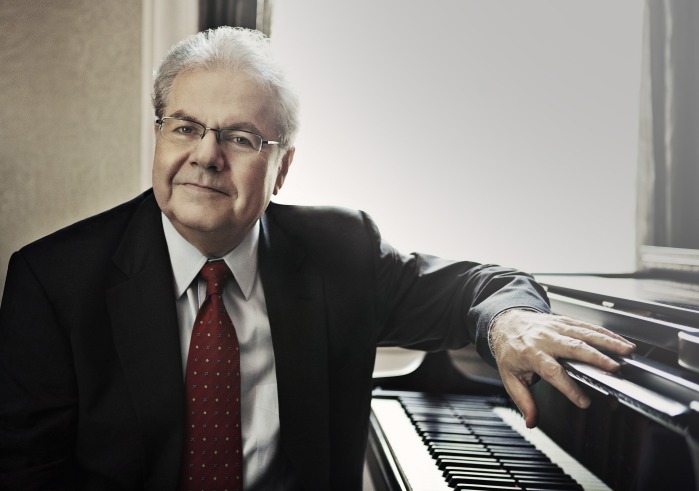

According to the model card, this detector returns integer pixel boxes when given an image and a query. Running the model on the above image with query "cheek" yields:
[153,146,184,186]
[152,147,185,210]
[236,163,278,196]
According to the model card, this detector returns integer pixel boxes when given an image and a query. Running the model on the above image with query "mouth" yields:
[179,182,230,196]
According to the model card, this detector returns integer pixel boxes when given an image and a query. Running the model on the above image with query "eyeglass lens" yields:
[159,118,264,153]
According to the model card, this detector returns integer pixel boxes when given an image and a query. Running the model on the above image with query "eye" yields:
[221,130,258,149]
[174,124,198,135]
[231,136,253,147]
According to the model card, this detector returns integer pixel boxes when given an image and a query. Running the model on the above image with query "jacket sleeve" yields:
[0,251,77,490]
[365,212,551,366]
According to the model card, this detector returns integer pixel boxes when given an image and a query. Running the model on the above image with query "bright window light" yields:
[271,1,643,273]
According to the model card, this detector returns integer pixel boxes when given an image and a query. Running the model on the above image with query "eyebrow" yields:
[167,110,264,135]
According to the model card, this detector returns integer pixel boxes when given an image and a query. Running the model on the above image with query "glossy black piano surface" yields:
[369,274,699,491]
[535,274,699,491]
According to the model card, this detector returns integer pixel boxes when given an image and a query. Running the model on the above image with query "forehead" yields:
[165,69,277,131]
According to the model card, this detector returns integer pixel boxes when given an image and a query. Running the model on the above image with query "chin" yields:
[165,203,221,230]
[182,215,230,234]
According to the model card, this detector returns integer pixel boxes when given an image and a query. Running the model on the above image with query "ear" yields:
[273,147,295,195]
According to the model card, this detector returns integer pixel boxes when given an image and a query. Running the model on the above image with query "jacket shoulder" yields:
[18,190,156,266]
[264,202,379,250]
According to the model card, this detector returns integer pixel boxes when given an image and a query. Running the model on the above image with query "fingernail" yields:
[579,395,591,408]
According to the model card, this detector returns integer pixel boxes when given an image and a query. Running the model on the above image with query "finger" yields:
[557,317,636,350]
[536,355,591,410]
[500,371,539,428]
[550,336,624,372]
[546,323,635,362]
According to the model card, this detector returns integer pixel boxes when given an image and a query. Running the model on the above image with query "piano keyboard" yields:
[369,392,611,491]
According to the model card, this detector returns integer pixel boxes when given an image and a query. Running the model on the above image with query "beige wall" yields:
[0,0,142,293]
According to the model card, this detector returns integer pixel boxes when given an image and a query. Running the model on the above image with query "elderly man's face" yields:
[152,69,292,255]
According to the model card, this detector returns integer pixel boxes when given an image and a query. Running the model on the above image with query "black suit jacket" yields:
[0,190,549,490]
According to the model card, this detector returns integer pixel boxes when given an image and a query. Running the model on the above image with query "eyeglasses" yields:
[156,117,281,154]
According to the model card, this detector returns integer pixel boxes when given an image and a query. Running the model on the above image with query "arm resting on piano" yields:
[489,309,636,428]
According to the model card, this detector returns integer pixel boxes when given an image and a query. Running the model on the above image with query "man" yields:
[0,27,634,490]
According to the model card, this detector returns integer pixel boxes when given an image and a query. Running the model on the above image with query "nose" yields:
[191,129,225,171]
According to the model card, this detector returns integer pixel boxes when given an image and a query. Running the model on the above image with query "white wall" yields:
[270,1,644,273]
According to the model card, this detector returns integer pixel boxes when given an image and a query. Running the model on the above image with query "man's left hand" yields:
[489,310,636,428]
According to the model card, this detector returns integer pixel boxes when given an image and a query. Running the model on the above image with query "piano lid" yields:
[535,274,699,328]
[537,273,699,377]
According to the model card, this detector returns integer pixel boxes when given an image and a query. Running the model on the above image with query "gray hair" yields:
[152,27,299,148]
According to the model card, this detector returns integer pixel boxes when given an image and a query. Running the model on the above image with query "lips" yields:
[178,181,230,196]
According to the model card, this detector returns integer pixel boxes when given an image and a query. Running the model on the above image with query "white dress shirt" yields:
[162,215,295,490]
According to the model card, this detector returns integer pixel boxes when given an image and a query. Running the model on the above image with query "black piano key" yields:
[429,441,544,457]
[432,448,549,465]
[446,467,570,479]
[498,460,561,471]
[454,485,521,490]
[440,459,562,474]
[423,429,477,436]
[414,417,464,424]
[480,436,538,447]
[515,479,582,490]
[448,472,582,490]
[434,453,500,464]
[436,457,504,470]
[454,487,578,491]
[423,432,482,444]
[428,442,492,451]
[490,446,546,455]
[510,470,578,482]
[451,405,502,413]
[445,465,575,481]
[467,429,524,438]
[512,471,581,483]
[430,446,545,462]
[449,477,582,491]
[416,422,472,433]
[443,467,509,477]
[523,489,583,491]
[459,418,514,426]
[518,478,582,488]
[429,446,491,458]
[468,426,522,433]
[448,475,518,487]
[406,407,455,415]
[490,448,548,459]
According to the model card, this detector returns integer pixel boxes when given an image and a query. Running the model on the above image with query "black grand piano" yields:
[366,271,699,490]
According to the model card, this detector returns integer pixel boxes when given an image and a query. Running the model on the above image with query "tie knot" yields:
[199,260,231,296]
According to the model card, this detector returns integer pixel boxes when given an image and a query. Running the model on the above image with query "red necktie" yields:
[180,260,243,491]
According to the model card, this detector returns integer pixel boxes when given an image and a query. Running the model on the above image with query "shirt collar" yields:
[161,214,260,300]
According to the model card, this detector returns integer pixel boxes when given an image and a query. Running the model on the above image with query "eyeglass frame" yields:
[155,116,282,154]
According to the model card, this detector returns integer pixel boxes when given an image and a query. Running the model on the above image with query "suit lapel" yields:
[106,194,184,489]
[259,208,331,489]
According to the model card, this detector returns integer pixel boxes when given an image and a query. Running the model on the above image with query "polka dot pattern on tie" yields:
[180,260,242,491]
